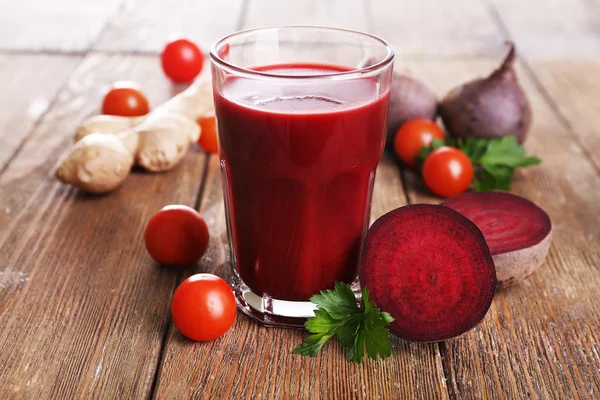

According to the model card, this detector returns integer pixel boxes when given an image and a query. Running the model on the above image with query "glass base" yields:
[231,270,362,328]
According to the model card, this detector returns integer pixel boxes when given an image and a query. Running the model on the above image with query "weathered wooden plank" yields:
[368,0,506,55]
[154,153,450,399]
[394,56,600,399]
[94,0,246,53]
[527,60,600,171]
[487,0,600,58]
[243,0,368,31]
[0,0,122,51]
[0,54,80,172]
[0,53,207,398]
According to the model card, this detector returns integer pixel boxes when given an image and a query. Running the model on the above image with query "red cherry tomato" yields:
[102,81,150,117]
[197,111,219,154]
[144,205,209,265]
[422,147,474,197]
[171,274,236,341]
[161,38,204,83]
[393,119,445,167]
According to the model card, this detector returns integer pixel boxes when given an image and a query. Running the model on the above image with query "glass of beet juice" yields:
[210,26,394,327]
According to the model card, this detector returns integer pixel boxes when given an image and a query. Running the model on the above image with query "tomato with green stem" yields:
[422,146,473,197]
[144,205,209,265]
[102,81,150,117]
[393,119,445,167]
[171,274,236,341]
[161,38,204,83]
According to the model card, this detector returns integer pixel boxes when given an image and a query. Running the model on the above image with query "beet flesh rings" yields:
[360,204,497,342]
[443,192,552,287]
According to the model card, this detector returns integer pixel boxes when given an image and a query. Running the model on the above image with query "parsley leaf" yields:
[293,282,394,363]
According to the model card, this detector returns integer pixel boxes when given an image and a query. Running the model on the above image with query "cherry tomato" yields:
[197,112,219,154]
[422,147,474,198]
[161,38,204,83]
[102,81,150,117]
[171,273,236,341]
[144,205,209,265]
[393,119,445,167]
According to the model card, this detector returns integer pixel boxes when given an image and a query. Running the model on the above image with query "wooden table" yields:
[1,0,599,398]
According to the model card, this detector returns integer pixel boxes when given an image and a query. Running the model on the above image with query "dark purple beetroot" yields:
[357,58,438,146]
[386,73,439,146]
[360,204,496,343]
[440,42,532,144]
[442,192,552,287]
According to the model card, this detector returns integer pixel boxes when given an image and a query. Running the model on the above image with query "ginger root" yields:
[56,132,138,194]
[55,79,214,194]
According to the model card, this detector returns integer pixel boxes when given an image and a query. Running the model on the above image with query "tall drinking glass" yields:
[210,26,394,327]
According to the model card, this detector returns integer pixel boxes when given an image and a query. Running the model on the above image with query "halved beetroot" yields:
[360,204,496,343]
[442,192,552,287]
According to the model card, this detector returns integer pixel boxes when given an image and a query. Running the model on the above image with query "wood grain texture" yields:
[368,0,506,56]
[243,0,368,31]
[0,53,207,398]
[1,0,599,398]
[0,54,80,172]
[527,60,600,171]
[94,0,246,52]
[153,154,450,400]
[487,0,600,58]
[0,0,122,51]
[394,56,600,399]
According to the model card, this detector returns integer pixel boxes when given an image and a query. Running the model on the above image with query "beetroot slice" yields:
[442,192,552,287]
[360,204,496,343]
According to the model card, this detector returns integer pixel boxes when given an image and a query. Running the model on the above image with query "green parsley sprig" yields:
[417,136,541,191]
[293,282,394,363]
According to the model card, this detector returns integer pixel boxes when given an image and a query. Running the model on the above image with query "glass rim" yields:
[209,25,395,81]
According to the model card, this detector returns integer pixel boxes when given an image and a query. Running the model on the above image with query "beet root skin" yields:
[442,192,552,287]
[493,231,552,287]
[440,42,532,144]
[360,204,496,343]
[386,73,438,146]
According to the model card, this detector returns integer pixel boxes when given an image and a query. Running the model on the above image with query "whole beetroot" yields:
[440,42,532,143]
[386,73,438,146]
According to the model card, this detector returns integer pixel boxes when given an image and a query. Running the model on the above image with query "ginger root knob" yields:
[55,132,138,194]
[135,113,200,171]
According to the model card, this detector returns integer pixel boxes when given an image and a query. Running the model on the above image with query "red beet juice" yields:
[214,63,390,301]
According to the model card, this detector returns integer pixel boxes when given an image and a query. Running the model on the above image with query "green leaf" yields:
[349,329,366,363]
[431,138,445,149]
[364,325,393,360]
[293,331,335,357]
[309,282,359,319]
[479,136,541,169]
[294,283,394,364]
[380,312,395,325]
[468,136,541,191]
[337,318,360,349]
[474,168,512,191]
[512,156,542,167]
[456,137,489,164]
[416,146,434,166]
[305,309,336,333]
